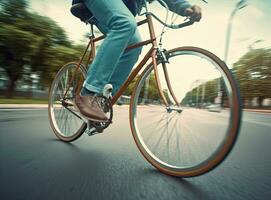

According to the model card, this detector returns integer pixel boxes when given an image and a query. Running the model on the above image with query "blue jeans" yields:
[83,0,142,95]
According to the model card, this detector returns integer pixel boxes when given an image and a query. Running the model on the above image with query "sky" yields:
[28,0,271,99]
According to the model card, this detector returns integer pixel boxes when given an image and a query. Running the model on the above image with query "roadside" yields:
[0,97,47,104]
[0,97,48,109]
[0,104,48,109]
[0,104,270,114]
[243,108,271,114]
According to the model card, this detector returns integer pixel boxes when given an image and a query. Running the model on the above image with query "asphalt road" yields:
[0,107,270,200]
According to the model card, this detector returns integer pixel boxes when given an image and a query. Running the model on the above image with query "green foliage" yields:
[183,79,219,105]
[123,72,171,104]
[181,47,271,108]
[142,73,160,101]
[0,0,83,96]
[232,47,271,106]
[123,75,139,96]
[123,73,160,100]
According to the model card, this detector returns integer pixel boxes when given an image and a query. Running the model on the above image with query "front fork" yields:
[153,48,181,110]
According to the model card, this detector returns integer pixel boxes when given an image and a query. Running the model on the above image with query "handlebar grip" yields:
[171,20,195,29]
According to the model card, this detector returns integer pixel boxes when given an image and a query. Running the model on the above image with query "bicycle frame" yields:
[49,1,243,176]
[64,13,179,107]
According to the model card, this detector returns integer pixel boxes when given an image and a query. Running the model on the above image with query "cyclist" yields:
[73,0,202,122]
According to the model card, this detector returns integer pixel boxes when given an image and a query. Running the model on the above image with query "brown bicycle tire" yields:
[129,46,242,177]
[48,62,87,142]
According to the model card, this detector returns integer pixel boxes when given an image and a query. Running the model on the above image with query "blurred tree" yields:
[39,45,82,87]
[143,73,160,101]
[123,74,139,96]
[233,47,271,107]
[0,0,82,97]
[204,80,218,103]
[0,0,35,96]
[123,72,171,104]
[182,47,271,108]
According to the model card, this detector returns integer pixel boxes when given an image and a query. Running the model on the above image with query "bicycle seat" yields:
[70,3,93,22]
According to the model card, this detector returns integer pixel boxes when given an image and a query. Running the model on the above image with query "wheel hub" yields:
[166,106,183,113]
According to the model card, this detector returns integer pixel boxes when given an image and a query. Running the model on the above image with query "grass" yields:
[0,97,48,104]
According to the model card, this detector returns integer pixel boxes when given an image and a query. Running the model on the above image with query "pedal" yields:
[86,121,104,136]
[86,121,96,136]
[86,127,98,136]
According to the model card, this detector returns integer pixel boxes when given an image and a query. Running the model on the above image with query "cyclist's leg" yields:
[108,30,142,96]
[83,0,137,94]
[90,15,142,96]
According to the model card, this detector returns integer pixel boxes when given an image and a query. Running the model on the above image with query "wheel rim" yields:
[131,49,241,175]
[49,63,86,139]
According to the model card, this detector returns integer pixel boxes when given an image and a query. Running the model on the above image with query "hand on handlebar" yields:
[185,5,202,22]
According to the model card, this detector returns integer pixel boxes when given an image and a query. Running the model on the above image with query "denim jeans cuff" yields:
[83,82,103,94]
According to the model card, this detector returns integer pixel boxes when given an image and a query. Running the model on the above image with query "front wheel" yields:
[130,47,242,177]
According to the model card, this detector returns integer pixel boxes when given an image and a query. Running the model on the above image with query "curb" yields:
[243,109,271,114]
[0,104,127,109]
[0,104,270,114]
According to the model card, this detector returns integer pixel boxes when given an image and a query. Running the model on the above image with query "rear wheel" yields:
[48,62,87,142]
[130,47,242,177]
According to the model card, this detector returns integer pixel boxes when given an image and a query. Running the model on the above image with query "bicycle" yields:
[48,0,242,177]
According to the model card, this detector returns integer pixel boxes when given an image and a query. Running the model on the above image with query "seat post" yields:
[90,24,95,38]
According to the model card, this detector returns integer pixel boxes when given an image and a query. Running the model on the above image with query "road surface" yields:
[0,107,270,200]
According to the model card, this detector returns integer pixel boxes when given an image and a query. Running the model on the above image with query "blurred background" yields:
[0,0,270,109]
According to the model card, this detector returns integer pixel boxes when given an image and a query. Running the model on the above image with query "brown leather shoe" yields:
[74,94,108,122]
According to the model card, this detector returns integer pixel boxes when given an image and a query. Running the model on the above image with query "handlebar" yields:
[148,12,195,29]
[141,0,204,29]
[140,0,199,29]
